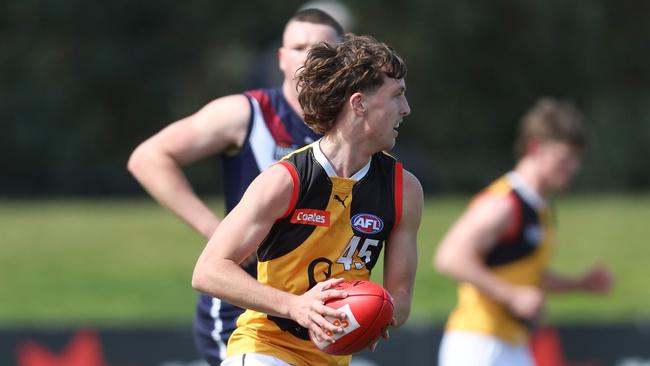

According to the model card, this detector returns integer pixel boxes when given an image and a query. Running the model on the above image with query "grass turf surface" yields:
[1,194,648,327]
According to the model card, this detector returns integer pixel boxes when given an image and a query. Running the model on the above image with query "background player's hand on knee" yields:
[288,278,349,343]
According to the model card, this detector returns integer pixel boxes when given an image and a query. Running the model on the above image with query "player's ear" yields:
[350,93,366,116]
[278,47,287,72]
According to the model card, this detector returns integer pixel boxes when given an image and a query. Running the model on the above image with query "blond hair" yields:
[514,97,586,158]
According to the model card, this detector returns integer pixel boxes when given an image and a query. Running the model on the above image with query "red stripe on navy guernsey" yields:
[246,90,293,145]
[277,161,300,219]
[394,161,404,229]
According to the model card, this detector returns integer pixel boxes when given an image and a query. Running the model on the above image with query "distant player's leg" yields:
[439,331,534,366]
[193,294,243,366]
[221,353,293,366]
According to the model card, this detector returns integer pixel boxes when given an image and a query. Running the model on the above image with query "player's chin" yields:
[381,137,397,151]
[551,176,573,192]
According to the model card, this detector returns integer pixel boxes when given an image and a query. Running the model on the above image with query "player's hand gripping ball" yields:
[310,280,394,355]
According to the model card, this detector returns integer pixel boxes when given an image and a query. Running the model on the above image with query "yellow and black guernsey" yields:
[226,141,403,366]
[445,172,555,344]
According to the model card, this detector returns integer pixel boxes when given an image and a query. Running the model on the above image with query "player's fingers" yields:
[318,303,347,320]
[310,313,342,339]
[382,326,390,340]
[310,324,334,344]
[320,288,348,303]
[320,277,345,290]
[306,313,334,343]
[368,339,378,352]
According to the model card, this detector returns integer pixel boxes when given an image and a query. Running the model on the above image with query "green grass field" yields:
[1,194,649,327]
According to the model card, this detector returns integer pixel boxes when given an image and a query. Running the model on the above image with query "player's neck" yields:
[282,81,303,116]
[318,134,372,179]
[513,160,548,198]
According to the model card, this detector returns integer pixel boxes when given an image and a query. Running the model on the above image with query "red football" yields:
[309,280,394,355]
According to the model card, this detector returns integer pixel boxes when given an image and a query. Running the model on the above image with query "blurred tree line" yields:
[3,0,649,196]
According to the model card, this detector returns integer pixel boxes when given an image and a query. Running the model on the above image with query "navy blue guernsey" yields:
[222,88,320,212]
[194,88,321,365]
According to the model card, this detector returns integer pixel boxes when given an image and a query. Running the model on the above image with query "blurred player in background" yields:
[433,98,613,366]
[128,9,343,366]
[249,0,355,88]
[192,34,422,366]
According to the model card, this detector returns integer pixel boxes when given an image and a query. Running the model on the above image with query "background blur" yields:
[5,0,650,196]
[2,1,650,365]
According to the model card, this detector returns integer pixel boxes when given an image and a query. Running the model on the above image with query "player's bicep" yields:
[383,171,423,294]
[202,164,295,263]
[435,192,514,269]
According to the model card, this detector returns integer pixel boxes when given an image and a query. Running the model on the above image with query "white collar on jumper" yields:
[311,140,371,181]
[506,171,546,210]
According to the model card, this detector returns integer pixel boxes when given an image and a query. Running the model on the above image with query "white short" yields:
[221,353,293,366]
[220,352,375,366]
[438,331,535,366]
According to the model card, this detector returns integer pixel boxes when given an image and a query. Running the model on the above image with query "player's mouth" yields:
[393,120,402,132]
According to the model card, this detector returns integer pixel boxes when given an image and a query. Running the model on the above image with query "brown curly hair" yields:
[297,34,407,134]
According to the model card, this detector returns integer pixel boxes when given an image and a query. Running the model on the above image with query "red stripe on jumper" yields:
[247,89,293,145]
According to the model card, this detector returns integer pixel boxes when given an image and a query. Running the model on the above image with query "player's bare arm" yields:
[433,193,544,320]
[383,169,423,327]
[192,163,348,342]
[542,265,613,294]
[128,94,250,238]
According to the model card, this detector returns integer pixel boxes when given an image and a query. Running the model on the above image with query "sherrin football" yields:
[309,280,394,355]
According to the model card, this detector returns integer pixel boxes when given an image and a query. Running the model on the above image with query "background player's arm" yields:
[542,265,613,294]
[192,164,348,342]
[433,194,544,320]
[127,95,250,238]
[383,170,423,327]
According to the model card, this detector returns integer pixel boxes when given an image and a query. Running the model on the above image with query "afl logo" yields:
[351,213,384,234]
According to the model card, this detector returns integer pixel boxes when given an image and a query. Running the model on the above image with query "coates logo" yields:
[291,209,330,227]
[351,213,384,234]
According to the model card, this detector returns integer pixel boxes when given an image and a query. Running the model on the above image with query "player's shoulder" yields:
[281,143,315,162]
[202,93,251,114]
[260,161,296,184]
[234,162,298,221]
[247,162,297,206]
[191,93,252,139]
[244,87,273,101]
[468,180,518,221]
[243,87,288,110]
[402,169,423,198]
[190,93,252,131]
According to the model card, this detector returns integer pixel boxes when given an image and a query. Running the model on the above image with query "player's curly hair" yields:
[297,34,407,134]
[514,97,587,158]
